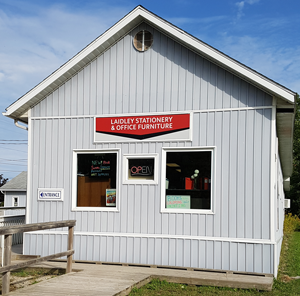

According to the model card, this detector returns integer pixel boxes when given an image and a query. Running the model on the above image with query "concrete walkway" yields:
[5,259,273,295]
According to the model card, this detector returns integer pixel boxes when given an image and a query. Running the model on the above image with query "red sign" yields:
[95,114,190,140]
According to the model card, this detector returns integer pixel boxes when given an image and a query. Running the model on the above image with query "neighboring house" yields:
[0,171,27,215]
[2,6,295,277]
[0,171,26,245]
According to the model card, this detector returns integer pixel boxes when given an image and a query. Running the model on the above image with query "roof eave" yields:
[4,5,296,121]
[277,111,295,178]
[138,9,295,103]
[4,6,145,120]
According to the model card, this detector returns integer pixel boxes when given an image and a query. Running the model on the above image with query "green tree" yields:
[0,173,9,201]
[288,93,300,216]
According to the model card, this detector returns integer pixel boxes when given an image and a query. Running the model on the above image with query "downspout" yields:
[11,119,28,260]
[14,120,28,131]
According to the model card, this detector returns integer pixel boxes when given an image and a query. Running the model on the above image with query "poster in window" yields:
[91,159,111,177]
[166,195,190,209]
[106,189,116,206]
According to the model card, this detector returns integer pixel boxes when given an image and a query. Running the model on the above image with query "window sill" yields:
[160,209,215,214]
[71,207,119,212]
[123,180,157,185]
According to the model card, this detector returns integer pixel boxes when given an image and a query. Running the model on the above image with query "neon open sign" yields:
[130,165,153,176]
[129,158,154,177]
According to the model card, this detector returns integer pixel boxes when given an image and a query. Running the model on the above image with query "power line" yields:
[0,162,27,166]
[0,143,28,145]
[0,147,27,153]
[1,170,25,172]
[0,159,27,163]
[0,158,27,162]
[0,122,28,136]
[0,140,28,142]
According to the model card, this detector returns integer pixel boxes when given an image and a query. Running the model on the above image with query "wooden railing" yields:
[0,220,76,295]
[0,208,26,246]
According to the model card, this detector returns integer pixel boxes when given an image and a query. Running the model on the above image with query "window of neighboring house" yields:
[13,196,19,207]
[161,147,215,213]
[72,149,119,211]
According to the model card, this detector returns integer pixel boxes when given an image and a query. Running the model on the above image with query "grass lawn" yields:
[129,231,300,295]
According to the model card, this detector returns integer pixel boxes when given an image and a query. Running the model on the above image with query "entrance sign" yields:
[38,188,64,201]
[95,113,191,142]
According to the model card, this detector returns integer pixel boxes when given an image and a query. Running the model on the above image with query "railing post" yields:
[2,234,12,295]
[66,226,74,273]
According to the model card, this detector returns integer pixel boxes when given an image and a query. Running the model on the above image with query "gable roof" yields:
[2,6,296,180]
[0,171,27,191]
[3,5,296,122]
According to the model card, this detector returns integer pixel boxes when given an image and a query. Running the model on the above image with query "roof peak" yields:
[4,6,295,121]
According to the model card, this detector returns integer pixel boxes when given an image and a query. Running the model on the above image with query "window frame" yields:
[133,30,153,52]
[160,146,216,214]
[123,153,159,184]
[72,149,121,212]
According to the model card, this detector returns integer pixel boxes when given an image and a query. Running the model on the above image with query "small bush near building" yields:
[283,213,300,234]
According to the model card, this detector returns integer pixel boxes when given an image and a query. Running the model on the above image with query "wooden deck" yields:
[5,260,273,295]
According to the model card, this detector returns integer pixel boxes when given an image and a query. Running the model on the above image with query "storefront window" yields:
[76,152,117,208]
[163,148,213,211]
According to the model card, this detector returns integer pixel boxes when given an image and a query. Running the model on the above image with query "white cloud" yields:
[235,0,260,19]
[0,3,128,104]
[236,1,245,9]
[0,2,130,181]
[169,15,227,26]
[236,2,245,19]
[246,0,260,4]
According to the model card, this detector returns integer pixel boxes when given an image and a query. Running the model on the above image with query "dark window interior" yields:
[166,151,211,210]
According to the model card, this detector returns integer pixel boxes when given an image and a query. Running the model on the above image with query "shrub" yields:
[284,213,300,234]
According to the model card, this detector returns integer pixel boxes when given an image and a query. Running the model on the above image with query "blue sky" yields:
[0,0,299,180]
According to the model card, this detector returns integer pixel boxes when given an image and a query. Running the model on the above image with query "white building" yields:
[1,171,27,213]
[3,6,295,277]
[0,171,26,245]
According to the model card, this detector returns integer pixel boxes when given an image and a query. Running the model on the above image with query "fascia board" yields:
[5,7,143,117]
[5,6,295,118]
[138,9,295,104]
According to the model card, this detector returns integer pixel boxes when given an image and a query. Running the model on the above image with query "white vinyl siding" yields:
[27,22,273,273]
